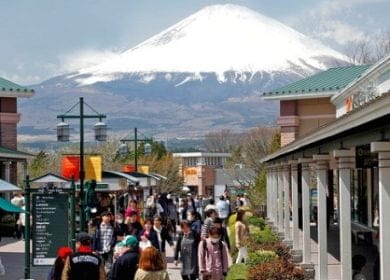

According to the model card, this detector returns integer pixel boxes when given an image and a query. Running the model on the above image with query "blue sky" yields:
[0,0,388,85]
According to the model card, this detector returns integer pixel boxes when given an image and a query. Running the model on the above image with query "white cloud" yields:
[58,49,120,73]
[317,20,366,45]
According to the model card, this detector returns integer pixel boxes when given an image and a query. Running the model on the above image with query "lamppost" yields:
[119,127,153,172]
[57,97,107,232]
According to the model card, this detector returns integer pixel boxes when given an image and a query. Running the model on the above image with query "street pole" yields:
[70,177,76,250]
[24,175,31,279]
[134,127,138,172]
[79,97,86,232]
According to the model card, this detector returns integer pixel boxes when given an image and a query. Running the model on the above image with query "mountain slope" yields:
[19,4,348,143]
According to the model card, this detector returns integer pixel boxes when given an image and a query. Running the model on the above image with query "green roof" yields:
[0,76,34,94]
[264,65,372,98]
[0,146,33,159]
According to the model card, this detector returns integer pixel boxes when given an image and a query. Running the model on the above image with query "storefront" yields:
[262,55,390,279]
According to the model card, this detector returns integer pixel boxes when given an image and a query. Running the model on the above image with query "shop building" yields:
[173,152,230,195]
[262,56,390,279]
[0,77,33,186]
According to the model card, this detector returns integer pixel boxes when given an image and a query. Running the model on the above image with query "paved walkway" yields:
[0,237,182,280]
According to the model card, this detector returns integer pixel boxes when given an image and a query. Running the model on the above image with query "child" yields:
[199,227,229,280]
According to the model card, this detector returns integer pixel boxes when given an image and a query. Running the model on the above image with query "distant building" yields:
[173,152,230,195]
[0,77,34,185]
[263,65,371,146]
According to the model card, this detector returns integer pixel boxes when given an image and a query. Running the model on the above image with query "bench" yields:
[351,222,376,245]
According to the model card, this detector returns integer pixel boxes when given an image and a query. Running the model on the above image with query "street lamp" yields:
[119,127,153,172]
[57,97,107,232]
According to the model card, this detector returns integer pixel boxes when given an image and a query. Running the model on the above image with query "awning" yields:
[0,197,24,213]
[0,179,22,192]
[30,173,70,184]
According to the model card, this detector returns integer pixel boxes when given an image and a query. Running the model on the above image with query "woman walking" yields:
[47,246,73,280]
[235,210,249,264]
[174,220,200,280]
[134,246,169,280]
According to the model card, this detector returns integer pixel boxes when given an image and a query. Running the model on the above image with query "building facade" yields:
[262,56,390,279]
[173,152,230,195]
[0,77,34,185]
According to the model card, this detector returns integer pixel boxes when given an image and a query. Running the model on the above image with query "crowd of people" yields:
[47,189,251,280]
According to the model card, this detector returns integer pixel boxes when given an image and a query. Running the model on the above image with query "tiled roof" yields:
[0,77,34,94]
[0,146,33,159]
[263,65,372,98]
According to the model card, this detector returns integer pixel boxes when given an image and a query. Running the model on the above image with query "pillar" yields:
[266,167,272,221]
[334,149,355,280]
[290,160,300,249]
[371,142,390,280]
[299,158,312,264]
[283,164,291,240]
[277,165,284,232]
[270,166,278,224]
[313,154,329,280]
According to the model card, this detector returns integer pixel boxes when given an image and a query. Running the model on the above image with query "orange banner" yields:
[61,156,80,180]
[122,164,136,173]
[139,165,150,174]
[86,156,102,182]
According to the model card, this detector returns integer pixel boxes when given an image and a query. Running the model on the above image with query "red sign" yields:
[122,164,136,173]
[61,156,80,180]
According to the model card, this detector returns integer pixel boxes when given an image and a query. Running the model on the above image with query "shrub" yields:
[226,263,248,280]
[249,226,278,245]
[248,258,305,280]
[247,250,278,267]
[246,216,266,230]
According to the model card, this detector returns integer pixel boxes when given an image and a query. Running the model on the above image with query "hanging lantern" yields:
[119,142,129,156]
[57,121,70,142]
[94,121,107,141]
[144,143,152,155]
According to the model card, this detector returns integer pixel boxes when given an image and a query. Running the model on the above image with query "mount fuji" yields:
[20,4,348,142]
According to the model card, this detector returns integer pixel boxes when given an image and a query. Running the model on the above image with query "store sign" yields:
[184,167,197,176]
[345,80,381,114]
[32,193,69,266]
[356,145,378,168]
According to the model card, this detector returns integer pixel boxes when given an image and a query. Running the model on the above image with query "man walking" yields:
[93,211,116,273]
[61,232,106,280]
[108,235,139,280]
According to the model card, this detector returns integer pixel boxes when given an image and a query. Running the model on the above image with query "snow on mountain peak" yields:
[76,4,347,85]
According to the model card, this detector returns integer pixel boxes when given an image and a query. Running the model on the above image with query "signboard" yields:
[32,193,69,266]
[61,155,80,180]
[356,145,378,168]
[184,167,198,176]
[85,156,102,181]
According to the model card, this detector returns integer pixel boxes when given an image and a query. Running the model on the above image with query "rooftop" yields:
[173,152,231,158]
[263,65,371,100]
[0,146,33,160]
[0,76,34,97]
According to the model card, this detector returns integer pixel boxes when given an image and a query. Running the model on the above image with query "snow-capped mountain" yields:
[74,4,347,86]
[19,4,348,143]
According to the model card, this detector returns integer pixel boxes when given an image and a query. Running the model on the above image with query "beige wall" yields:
[279,98,336,146]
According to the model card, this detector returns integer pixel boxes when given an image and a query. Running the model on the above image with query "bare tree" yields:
[203,129,242,153]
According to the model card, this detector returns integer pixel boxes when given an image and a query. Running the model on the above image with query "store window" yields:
[351,169,368,224]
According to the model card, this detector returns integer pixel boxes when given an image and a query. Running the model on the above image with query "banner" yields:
[139,165,150,174]
[61,156,80,180]
[85,156,102,182]
[122,164,136,173]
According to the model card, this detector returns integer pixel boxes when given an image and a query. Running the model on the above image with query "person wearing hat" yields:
[92,211,116,274]
[108,235,139,280]
[61,232,106,280]
[47,246,73,280]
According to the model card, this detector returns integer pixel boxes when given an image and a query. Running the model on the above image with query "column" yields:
[283,164,291,240]
[290,160,300,249]
[270,166,278,225]
[313,154,329,280]
[371,142,390,280]
[299,158,312,264]
[277,165,284,232]
[266,167,272,221]
[4,161,11,182]
[334,149,355,280]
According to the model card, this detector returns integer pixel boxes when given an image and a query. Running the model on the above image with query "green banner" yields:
[32,193,69,266]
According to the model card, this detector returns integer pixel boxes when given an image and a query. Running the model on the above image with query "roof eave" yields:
[0,90,34,98]
[263,91,335,101]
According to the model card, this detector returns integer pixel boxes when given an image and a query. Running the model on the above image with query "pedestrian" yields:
[11,192,24,239]
[153,216,173,267]
[241,193,251,208]
[138,219,159,251]
[125,200,141,222]
[235,210,249,264]
[167,197,178,236]
[134,246,169,280]
[213,217,231,251]
[204,199,217,213]
[201,209,217,239]
[199,227,229,280]
[47,246,73,280]
[17,203,26,240]
[61,232,106,280]
[234,195,243,210]
[144,195,157,219]
[108,235,139,280]
[92,211,116,273]
[125,210,143,237]
[187,210,202,235]
[174,220,200,280]
[216,196,230,225]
